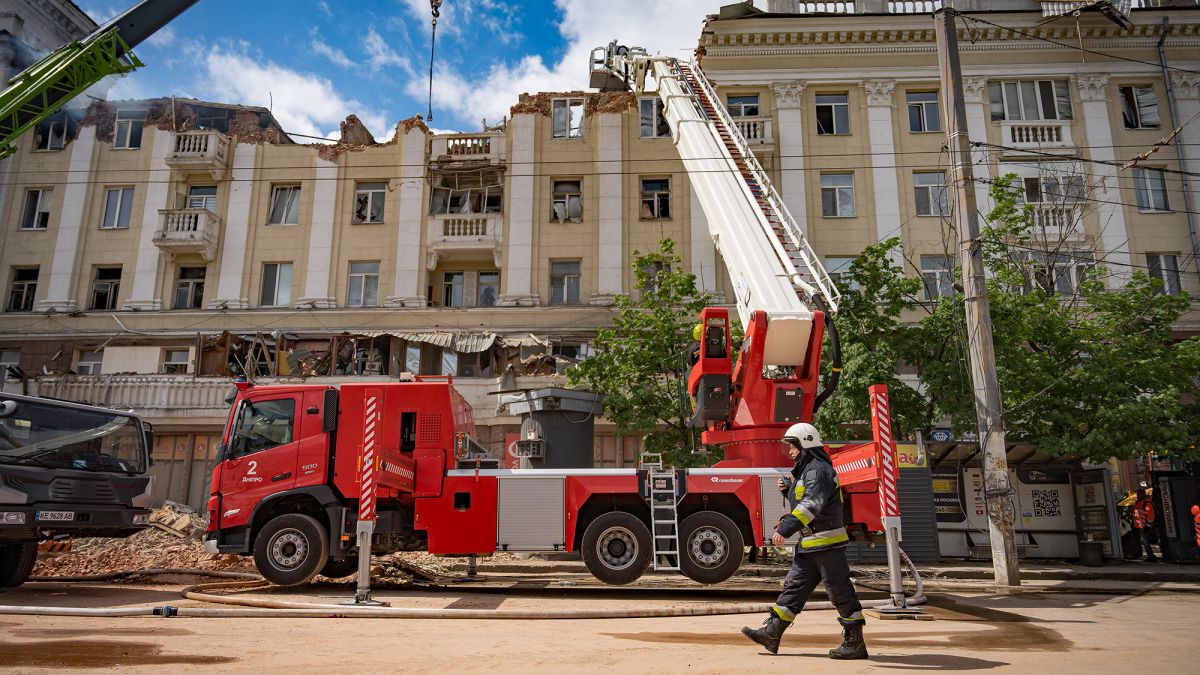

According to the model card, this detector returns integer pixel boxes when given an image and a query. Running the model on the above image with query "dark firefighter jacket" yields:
[774,445,849,552]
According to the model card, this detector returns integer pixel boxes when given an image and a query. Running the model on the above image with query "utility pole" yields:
[934,8,1021,587]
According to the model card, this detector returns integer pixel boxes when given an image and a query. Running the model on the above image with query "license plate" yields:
[36,511,74,522]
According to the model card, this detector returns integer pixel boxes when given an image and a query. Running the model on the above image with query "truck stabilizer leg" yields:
[343,520,384,606]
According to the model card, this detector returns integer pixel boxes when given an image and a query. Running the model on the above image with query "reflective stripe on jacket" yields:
[1133,499,1155,529]
[775,445,849,552]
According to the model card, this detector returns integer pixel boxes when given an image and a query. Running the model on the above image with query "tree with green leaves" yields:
[567,239,712,467]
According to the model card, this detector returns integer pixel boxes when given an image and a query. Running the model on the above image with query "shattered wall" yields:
[510,91,637,117]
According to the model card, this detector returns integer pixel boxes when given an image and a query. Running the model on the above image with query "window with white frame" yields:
[260,262,292,307]
[549,260,581,304]
[824,257,858,291]
[478,272,499,307]
[1020,251,1093,295]
[641,260,670,295]
[6,268,37,312]
[1147,254,1182,296]
[1133,168,1170,212]
[76,349,103,375]
[640,178,671,219]
[815,93,850,135]
[186,185,217,211]
[101,187,134,229]
[442,271,464,307]
[552,98,584,139]
[162,348,190,374]
[726,95,759,117]
[429,184,502,215]
[987,80,1072,121]
[551,180,582,222]
[914,171,949,216]
[90,267,121,310]
[921,255,955,300]
[174,266,206,309]
[347,262,380,307]
[353,181,386,223]
[639,98,670,138]
[1023,175,1086,205]
[267,185,301,224]
[113,110,145,149]
[820,173,855,217]
[1120,86,1160,129]
[906,91,940,132]
[0,350,19,381]
[34,115,66,151]
[20,189,52,229]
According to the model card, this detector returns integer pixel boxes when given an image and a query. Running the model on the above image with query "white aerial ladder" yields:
[589,42,841,368]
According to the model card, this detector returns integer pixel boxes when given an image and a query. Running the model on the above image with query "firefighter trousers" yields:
[770,546,864,625]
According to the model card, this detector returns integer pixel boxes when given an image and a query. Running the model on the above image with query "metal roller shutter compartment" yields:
[496,476,565,551]
[846,466,941,564]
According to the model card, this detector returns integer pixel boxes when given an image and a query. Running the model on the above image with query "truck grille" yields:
[417,413,443,446]
[48,478,118,503]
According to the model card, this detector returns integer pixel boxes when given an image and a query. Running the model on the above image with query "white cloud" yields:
[364,27,409,73]
[406,0,716,127]
[202,45,388,141]
[311,30,356,69]
[144,25,176,48]
[316,0,333,18]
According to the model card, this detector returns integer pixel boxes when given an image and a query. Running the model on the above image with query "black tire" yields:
[253,513,328,587]
[0,541,38,587]
[678,511,744,585]
[319,556,358,579]
[580,511,652,585]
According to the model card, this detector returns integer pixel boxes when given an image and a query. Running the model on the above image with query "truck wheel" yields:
[678,511,744,585]
[0,541,38,587]
[253,514,328,587]
[319,556,358,579]
[581,511,651,585]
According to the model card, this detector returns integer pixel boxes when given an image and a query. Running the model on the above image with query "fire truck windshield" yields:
[0,397,146,474]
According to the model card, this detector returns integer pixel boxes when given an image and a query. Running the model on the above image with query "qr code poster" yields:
[1031,489,1062,518]
[1017,478,1075,530]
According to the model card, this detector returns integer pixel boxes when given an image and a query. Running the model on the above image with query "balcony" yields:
[1000,121,1074,154]
[732,116,773,146]
[164,130,230,180]
[153,209,221,261]
[1030,204,1085,242]
[426,214,503,267]
[430,132,506,167]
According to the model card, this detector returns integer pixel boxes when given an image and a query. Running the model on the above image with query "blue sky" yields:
[84,0,719,140]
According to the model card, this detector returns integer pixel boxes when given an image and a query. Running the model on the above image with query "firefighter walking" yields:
[741,423,867,659]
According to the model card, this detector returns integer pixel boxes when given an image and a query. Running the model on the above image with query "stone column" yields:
[124,128,171,310]
[498,113,539,306]
[36,126,96,313]
[297,157,339,308]
[963,77,994,221]
[1078,74,1132,286]
[864,79,901,256]
[386,126,429,307]
[771,81,809,238]
[1169,72,1200,280]
[592,112,622,305]
[210,143,256,309]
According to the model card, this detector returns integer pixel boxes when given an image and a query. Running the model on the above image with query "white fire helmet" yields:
[782,423,822,450]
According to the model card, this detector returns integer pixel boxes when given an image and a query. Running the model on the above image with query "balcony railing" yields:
[1031,204,1084,241]
[154,208,221,261]
[732,116,773,145]
[427,214,502,260]
[430,132,506,164]
[164,130,230,180]
[1001,121,1074,152]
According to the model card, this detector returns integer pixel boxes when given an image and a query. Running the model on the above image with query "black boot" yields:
[741,612,789,654]
[828,621,868,660]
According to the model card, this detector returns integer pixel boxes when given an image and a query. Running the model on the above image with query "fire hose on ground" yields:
[0,549,926,619]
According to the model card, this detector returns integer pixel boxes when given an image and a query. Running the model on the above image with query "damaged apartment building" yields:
[0,84,726,508]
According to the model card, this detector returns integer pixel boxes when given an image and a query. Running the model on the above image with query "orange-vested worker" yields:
[1132,489,1157,562]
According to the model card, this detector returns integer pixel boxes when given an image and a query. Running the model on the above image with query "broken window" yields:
[550,260,581,305]
[260,262,292,307]
[640,178,671,220]
[75,349,103,375]
[7,268,38,312]
[20,189,52,229]
[442,271,464,307]
[906,91,940,133]
[551,180,582,222]
[478,272,499,307]
[90,267,121,310]
[820,173,855,217]
[347,261,380,307]
[815,93,849,135]
[726,95,759,117]
[101,187,134,229]
[268,185,301,225]
[1147,253,1182,296]
[353,181,386,223]
[195,108,229,132]
[639,98,670,138]
[920,255,954,301]
[987,80,1072,121]
[913,171,948,216]
[187,186,217,212]
[429,171,503,215]
[1133,168,1170,212]
[1120,86,1160,129]
[113,110,145,149]
[162,348,190,374]
[552,98,584,139]
[174,266,206,309]
[641,260,670,295]
[34,114,67,151]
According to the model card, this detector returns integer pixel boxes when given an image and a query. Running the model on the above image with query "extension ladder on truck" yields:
[641,452,680,571]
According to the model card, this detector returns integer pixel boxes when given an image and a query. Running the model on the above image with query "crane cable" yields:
[427,0,443,122]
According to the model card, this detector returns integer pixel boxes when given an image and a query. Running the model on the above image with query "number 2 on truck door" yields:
[217,395,300,529]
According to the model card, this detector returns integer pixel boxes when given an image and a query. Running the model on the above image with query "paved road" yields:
[0,580,1196,672]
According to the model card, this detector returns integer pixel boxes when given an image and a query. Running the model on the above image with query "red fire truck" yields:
[204,44,900,586]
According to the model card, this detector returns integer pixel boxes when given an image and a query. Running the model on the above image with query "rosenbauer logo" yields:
[710,476,745,484]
